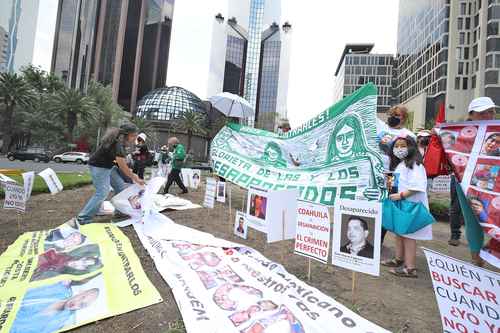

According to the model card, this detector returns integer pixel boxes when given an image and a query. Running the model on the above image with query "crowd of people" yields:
[74,96,497,278]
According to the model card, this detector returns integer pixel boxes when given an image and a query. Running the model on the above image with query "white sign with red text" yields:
[3,182,26,212]
[423,248,499,333]
[294,201,330,263]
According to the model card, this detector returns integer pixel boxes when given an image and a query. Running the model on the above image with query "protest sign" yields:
[266,189,298,243]
[21,172,35,201]
[438,121,500,267]
[216,181,226,203]
[0,220,162,333]
[133,213,390,333]
[246,187,268,231]
[431,175,451,193]
[210,84,386,206]
[0,173,16,186]
[181,168,194,188]
[192,170,201,189]
[423,248,499,333]
[294,201,331,264]
[203,178,216,208]
[332,199,382,277]
[233,211,248,239]
[3,182,26,213]
[38,168,63,194]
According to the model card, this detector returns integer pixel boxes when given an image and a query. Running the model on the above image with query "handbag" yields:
[382,199,436,235]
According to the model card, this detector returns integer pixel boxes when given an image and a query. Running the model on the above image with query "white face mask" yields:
[393,147,409,159]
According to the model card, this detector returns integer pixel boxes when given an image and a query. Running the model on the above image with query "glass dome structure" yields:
[135,86,207,121]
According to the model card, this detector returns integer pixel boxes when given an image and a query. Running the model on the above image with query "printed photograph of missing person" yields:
[249,194,267,220]
[471,163,500,192]
[339,215,375,259]
[128,189,145,209]
[218,182,226,197]
[31,244,103,281]
[10,273,106,333]
[44,222,87,252]
[240,305,305,333]
[440,126,477,154]
[481,132,500,157]
[234,213,248,239]
[192,171,201,188]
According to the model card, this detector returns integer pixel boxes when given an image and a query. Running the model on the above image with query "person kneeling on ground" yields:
[76,124,145,225]
[163,137,188,194]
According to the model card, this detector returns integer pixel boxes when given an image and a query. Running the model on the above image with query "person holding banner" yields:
[76,124,145,225]
[163,137,188,194]
[382,136,431,278]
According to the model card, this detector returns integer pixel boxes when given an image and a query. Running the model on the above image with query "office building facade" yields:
[397,0,500,128]
[51,0,174,112]
[0,0,40,73]
[334,44,397,114]
[0,26,8,72]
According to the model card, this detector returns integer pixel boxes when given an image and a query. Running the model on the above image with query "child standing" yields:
[382,136,432,278]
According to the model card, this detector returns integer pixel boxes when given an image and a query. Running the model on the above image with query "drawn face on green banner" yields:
[327,115,369,163]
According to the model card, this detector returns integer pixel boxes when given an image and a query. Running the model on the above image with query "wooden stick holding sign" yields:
[351,272,357,304]
[307,258,312,281]
[281,210,286,264]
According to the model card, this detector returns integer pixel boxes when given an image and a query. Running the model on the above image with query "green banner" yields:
[210,84,386,205]
[0,221,162,333]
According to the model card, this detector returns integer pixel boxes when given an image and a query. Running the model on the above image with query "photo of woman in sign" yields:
[325,115,385,200]
[31,244,102,281]
[44,222,87,252]
[249,194,267,220]
[260,142,288,168]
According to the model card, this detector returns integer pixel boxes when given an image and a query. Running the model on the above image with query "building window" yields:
[487,54,494,68]
[486,70,498,84]
[455,77,460,90]
[458,62,464,75]
[488,22,499,36]
[487,38,500,52]
[463,77,468,90]
[472,75,476,88]
[465,17,471,30]
[464,47,469,59]
[458,17,463,30]
[460,32,465,44]
[460,2,467,15]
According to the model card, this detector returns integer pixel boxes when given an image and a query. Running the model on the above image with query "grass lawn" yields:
[0,173,92,197]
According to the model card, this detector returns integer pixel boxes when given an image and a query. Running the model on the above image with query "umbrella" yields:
[209,92,255,119]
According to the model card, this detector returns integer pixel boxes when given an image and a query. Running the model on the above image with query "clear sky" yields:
[32,0,399,128]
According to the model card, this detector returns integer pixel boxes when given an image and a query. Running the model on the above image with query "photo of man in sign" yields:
[340,215,375,259]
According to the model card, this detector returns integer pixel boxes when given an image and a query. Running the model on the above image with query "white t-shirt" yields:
[394,161,432,240]
[377,119,416,141]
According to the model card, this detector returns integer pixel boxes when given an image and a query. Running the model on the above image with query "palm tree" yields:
[0,72,37,153]
[49,88,97,142]
[173,110,208,152]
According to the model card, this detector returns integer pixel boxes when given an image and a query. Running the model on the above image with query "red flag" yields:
[423,103,449,177]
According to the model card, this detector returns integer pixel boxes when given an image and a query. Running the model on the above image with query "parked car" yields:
[7,148,51,162]
[53,152,89,164]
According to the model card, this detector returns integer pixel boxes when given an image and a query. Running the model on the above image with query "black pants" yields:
[164,169,188,193]
[449,175,463,240]
[133,161,146,179]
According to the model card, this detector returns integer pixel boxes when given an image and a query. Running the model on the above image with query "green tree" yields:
[0,72,37,153]
[49,88,97,142]
[173,110,208,152]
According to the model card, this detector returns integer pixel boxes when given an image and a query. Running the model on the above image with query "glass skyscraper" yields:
[51,0,175,112]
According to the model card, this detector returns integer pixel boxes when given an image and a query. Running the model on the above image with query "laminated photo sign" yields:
[191,170,201,189]
[203,178,217,208]
[22,171,35,201]
[294,201,331,264]
[233,211,248,239]
[3,182,26,213]
[216,181,226,203]
[210,84,386,206]
[38,168,63,194]
[246,187,269,232]
[332,199,382,276]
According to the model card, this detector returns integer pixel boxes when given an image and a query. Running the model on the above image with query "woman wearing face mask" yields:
[381,136,431,278]
[378,105,416,147]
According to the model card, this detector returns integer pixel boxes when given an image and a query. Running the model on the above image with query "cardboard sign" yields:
[332,199,382,276]
[203,178,216,208]
[3,182,26,212]
[38,168,63,194]
[216,181,226,203]
[181,168,193,188]
[423,248,499,333]
[266,189,298,243]
[191,170,201,189]
[246,187,269,232]
[22,171,35,201]
[294,201,331,264]
[0,173,16,185]
[431,175,451,193]
[233,211,248,239]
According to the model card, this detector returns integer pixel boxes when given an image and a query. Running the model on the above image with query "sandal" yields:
[389,266,418,278]
[381,257,404,267]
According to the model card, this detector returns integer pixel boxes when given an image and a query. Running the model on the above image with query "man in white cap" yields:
[132,133,150,179]
[448,97,496,266]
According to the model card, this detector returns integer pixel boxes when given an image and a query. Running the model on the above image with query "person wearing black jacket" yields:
[132,133,150,179]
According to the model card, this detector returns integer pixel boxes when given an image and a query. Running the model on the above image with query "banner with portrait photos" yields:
[210,84,386,206]
[0,220,162,333]
[438,121,500,267]
[134,213,390,333]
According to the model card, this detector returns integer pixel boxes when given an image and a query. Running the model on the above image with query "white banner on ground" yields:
[332,200,382,277]
[204,178,216,208]
[216,181,226,203]
[133,213,390,333]
[430,175,451,193]
[3,182,26,212]
[22,171,35,201]
[294,201,331,264]
[423,248,499,333]
[38,168,63,194]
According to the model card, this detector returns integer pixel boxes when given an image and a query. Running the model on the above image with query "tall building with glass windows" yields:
[396,0,500,127]
[0,26,8,72]
[333,44,397,115]
[167,0,292,132]
[51,0,175,112]
[0,0,40,73]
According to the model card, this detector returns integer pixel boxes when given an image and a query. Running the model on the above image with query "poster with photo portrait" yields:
[233,211,248,239]
[480,126,500,157]
[216,181,226,203]
[332,199,382,276]
[246,188,268,232]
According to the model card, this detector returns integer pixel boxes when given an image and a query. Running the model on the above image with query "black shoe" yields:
[448,238,460,246]
[180,190,188,194]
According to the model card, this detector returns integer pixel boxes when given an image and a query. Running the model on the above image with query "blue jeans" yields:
[77,166,126,224]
